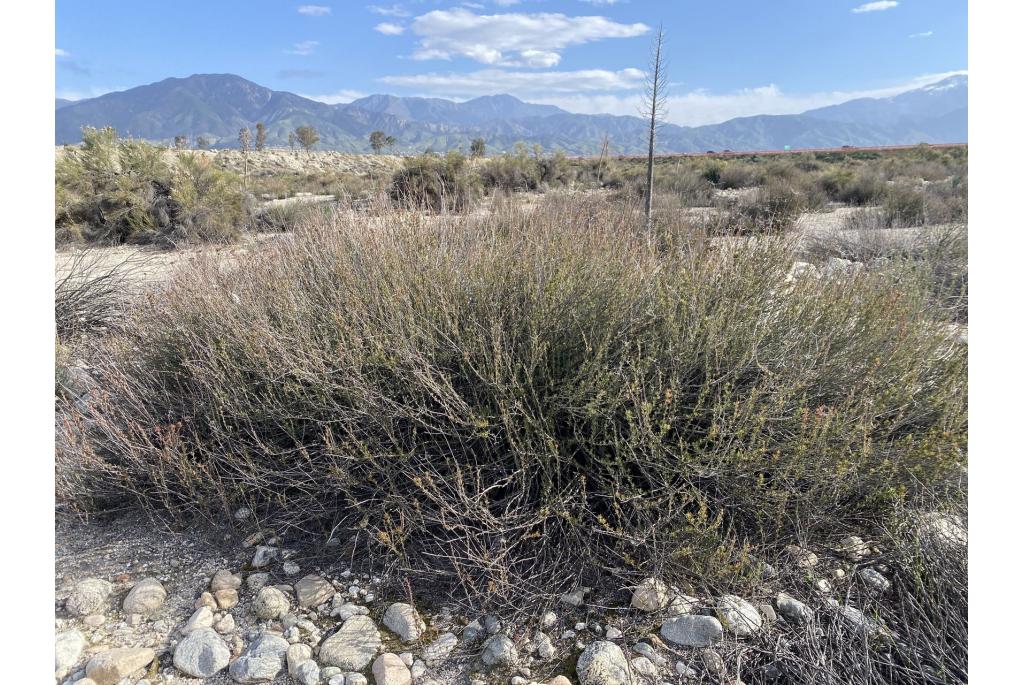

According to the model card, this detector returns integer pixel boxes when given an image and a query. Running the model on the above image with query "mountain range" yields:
[55,73,967,155]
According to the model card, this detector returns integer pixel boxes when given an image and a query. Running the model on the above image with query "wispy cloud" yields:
[909,30,933,38]
[579,0,627,5]
[409,9,648,67]
[55,48,70,57]
[301,89,367,104]
[379,67,645,97]
[852,1,898,13]
[368,4,410,17]
[286,40,320,55]
[375,22,405,35]
[298,5,331,16]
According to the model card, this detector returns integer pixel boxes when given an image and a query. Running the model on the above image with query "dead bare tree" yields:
[641,26,667,231]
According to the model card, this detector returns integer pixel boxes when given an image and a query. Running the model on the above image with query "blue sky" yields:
[55,0,967,126]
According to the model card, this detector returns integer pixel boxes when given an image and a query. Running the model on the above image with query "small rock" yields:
[254,587,291,620]
[919,512,967,548]
[784,545,818,569]
[540,611,557,629]
[295,660,322,685]
[631,656,659,680]
[675,662,697,678]
[215,589,239,610]
[659,616,723,647]
[84,647,155,685]
[858,568,891,593]
[716,595,762,636]
[756,603,777,623]
[247,573,271,592]
[211,569,243,593]
[423,632,458,665]
[632,642,665,668]
[534,632,556,660]
[56,630,87,679]
[839,605,879,636]
[605,627,622,640]
[122,578,166,616]
[775,593,813,626]
[215,613,236,634]
[631,578,670,613]
[373,653,412,685]
[481,634,518,668]
[576,641,632,685]
[399,653,415,667]
[288,643,314,672]
[347,672,369,685]
[838,536,870,562]
[814,579,833,594]
[235,506,253,521]
[182,606,215,634]
[82,614,105,627]
[383,603,427,642]
[195,592,217,610]
[411,659,427,680]
[173,627,231,678]
[67,578,114,617]
[482,615,502,635]
[664,594,699,617]
[252,545,278,568]
[322,667,342,679]
[319,615,382,670]
[296,575,337,608]
[550,677,572,685]
[462,619,485,645]
[229,633,289,683]
[699,650,726,680]
[559,588,587,607]
[283,561,301,576]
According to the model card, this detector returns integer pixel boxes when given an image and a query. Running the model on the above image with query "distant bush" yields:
[389,151,478,211]
[56,127,247,245]
[882,184,926,227]
[59,197,965,608]
[480,144,573,192]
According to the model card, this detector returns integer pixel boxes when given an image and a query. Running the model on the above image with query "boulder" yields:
[66,578,113,617]
[319,615,382,670]
[659,616,723,647]
[576,641,633,685]
[630,578,670,613]
[122,577,166,616]
[56,629,87,679]
[373,653,412,685]
[716,595,762,636]
[296,575,337,608]
[228,633,289,683]
[384,603,427,642]
[254,586,290,620]
[173,627,231,678]
[84,647,155,685]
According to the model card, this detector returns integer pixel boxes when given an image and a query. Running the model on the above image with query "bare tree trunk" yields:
[643,26,667,231]
[597,134,610,186]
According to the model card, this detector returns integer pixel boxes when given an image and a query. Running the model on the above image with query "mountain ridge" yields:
[55,73,967,155]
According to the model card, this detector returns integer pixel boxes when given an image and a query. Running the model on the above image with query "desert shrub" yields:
[56,128,247,245]
[882,184,926,227]
[389,151,478,212]
[713,180,805,234]
[55,250,143,342]
[717,162,758,189]
[479,144,572,192]
[60,197,965,608]
[836,171,887,206]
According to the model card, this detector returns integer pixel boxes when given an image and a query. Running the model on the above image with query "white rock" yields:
[296,575,337,608]
[383,603,427,642]
[320,615,382,670]
[630,579,670,613]
[347,672,369,685]
[283,561,301,576]
[838,536,870,562]
[631,656,658,680]
[858,568,891,593]
[664,594,699,617]
[540,611,557,629]
[296,660,322,685]
[411,659,427,680]
[173,627,231,678]
[659,616,723,647]
[481,635,518,668]
[919,512,967,548]
[215,613,236,634]
[254,587,291,620]
[289,643,314,672]
[716,595,762,636]
[605,627,623,640]
[56,630,87,679]
[784,545,819,569]
[84,647,155,685]
[122,577,166,616]
[211,569,243,593]
[66,578,113,617]
[631,643,665,668]
[229,633,289,683]
[576,641,633,685]
[423,632,458,665]
[775,593,813,626]
[373,653,412,685]
[252,545,278,568]
[182,606,215,634]
[215,589,240,610]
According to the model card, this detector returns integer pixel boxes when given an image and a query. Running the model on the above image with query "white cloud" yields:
[409,9,648,67]
[852,1,898,13]
[55,48,70,57]
[375,22,405,35]
[579,0,626,5]
[492,0,522,6]
[380,67,645,97]
[298,5,331,16]
[368,4,410,17]
[909,30,933,38]
[286,40,320,55]
[302,89,367,104]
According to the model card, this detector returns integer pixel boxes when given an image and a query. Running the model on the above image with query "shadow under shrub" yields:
[60,198,966,609]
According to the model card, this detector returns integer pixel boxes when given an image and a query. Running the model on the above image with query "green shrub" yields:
[882,184,926,227]
[389,151,478,211]
[60,197,965,604]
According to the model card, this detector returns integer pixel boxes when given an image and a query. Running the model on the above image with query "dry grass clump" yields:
[389,151,479,211]
[57,128,246,246]
[59,194,965,607]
